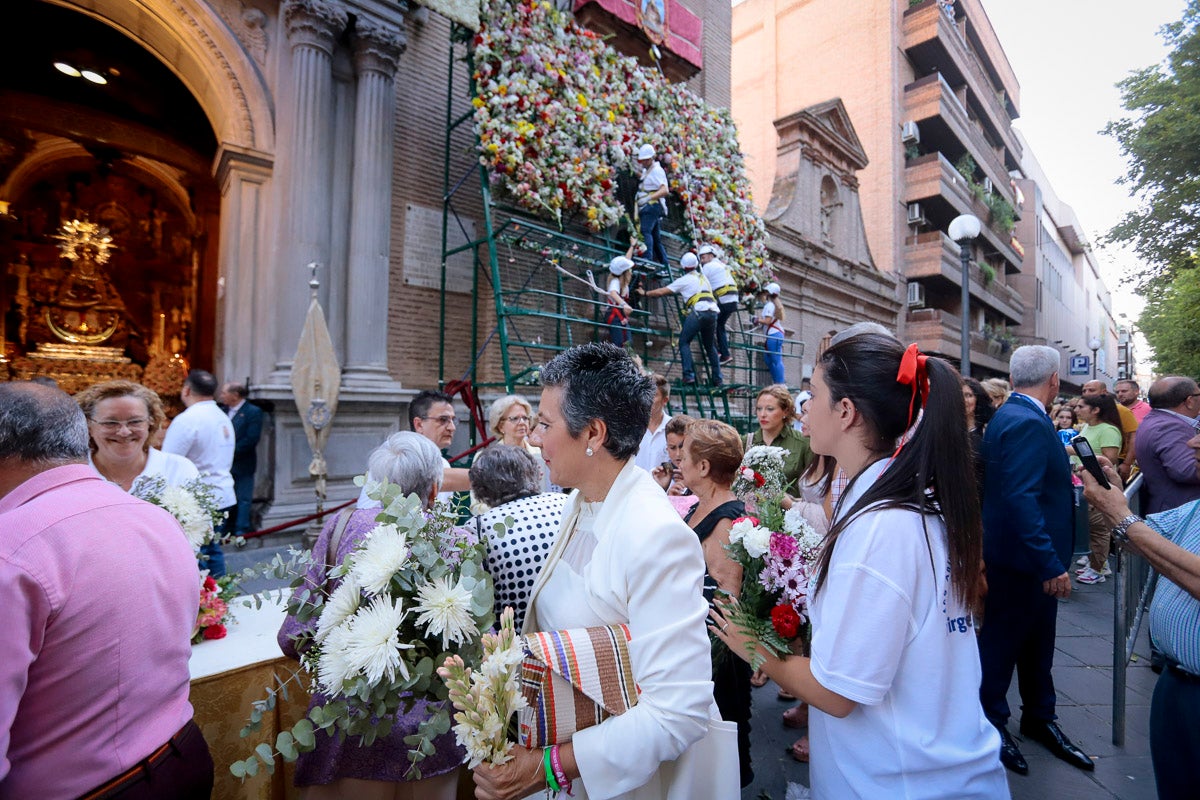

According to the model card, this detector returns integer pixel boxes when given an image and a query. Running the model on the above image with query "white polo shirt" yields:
[665,271,718,314]
[701,259,739,305]
[633,414,671,475]
[162,400,236,508]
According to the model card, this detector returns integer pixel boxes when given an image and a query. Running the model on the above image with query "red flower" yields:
[202,624,227,641]
[770,604,801,639]
[753,472,765,487]
[203,576,218,592]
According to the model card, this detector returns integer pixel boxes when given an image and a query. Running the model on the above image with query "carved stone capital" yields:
[283,0,347,54]
[352,20,406,76]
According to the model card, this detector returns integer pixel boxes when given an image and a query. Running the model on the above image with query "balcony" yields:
[902,0,1021,169]
[904,74,1014,211]
[903,152,1022,271]
[904,231,1023,324]
[904,307,1012,375]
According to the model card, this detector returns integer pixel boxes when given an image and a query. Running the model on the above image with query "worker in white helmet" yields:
[640,252,723,386]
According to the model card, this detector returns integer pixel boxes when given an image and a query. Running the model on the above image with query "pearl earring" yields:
[585,446,594,457]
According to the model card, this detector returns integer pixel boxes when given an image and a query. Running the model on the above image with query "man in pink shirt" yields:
[0,382,212,800]
[1117,378,1152,423]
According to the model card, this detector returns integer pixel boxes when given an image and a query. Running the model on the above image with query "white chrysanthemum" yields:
[742,525,773,559]
[348,523,410,595]
[315,578,362,643]
[161,485,212,548]
[413,575,478,651]
[316,623,358,694]
[342,595,413,686]
[728,517,758,546]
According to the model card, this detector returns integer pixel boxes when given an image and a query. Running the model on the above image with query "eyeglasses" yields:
[89,418,149,432]
[419,414,457,427]
[504,415,531,424]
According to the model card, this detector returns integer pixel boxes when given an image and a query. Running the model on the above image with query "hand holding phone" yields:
[1071,435,1111,490]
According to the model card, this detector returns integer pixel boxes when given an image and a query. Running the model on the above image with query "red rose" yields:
[203,576,217,592]
[202,624,227,641]
[753,472,766,487]
[770,604,801,639]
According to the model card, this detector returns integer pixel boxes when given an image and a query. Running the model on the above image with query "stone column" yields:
[343,19,406,390]
[270,0,347,381]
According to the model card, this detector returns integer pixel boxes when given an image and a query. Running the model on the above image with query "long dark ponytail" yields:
[813,333,984,614]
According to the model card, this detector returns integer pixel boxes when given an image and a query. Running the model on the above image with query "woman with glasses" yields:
[487,394,549,491]
[76,380,198,492]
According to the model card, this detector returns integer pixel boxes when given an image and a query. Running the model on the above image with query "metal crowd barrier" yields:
[1111,473,1155,746]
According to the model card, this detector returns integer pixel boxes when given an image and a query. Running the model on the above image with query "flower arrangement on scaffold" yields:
[231,480,495,781]
[724,446,824,668]
[131,474,233,642]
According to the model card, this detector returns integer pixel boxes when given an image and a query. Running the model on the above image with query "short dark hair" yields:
[223,382,250,400]
[539,342,654,461]
[409,389,455,430]
[1149,376,1200,410]
[0,382,89,464]
[469,445,541,507]
[665,414,693,437]
[1116,379,1140,392]
[185,369,218,397]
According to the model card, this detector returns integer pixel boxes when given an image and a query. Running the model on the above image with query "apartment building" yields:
[732,0,1027,375]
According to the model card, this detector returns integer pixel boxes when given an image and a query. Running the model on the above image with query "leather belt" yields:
[77,721,193,800]
[1167,661,1200,684]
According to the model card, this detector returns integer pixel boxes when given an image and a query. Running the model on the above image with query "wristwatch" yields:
[1111,514,1143,545]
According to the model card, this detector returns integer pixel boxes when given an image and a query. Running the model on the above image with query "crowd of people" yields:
[3,322,1198,800]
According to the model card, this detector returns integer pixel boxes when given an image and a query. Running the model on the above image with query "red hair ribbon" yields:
[894,344,929,457]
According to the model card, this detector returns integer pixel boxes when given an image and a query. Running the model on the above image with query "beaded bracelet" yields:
[543,747,561,794]
[550,744,573,796]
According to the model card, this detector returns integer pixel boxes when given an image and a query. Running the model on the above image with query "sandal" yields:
[750,669,769,688]
[782,703,808,729]
[788,735,810,763]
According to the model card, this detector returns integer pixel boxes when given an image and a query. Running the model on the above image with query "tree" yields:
[1138,267,1200,377]
[1104,0,1200,288]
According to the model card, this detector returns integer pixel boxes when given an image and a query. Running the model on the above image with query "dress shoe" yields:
[997,728,1028,775]
[1019,719,1095,771]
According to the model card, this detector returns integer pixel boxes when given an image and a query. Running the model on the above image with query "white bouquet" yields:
[132,475,223,554]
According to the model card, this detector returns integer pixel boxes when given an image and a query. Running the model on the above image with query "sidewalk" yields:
[742,572,1160,799]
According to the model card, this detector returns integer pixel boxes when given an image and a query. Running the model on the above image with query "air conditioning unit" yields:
[982,177,993,195]
[906,202,927,225]
[907,281,926,308]
[901,121,920,145]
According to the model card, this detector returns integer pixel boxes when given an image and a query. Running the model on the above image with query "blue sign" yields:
[1069,355,1090,376]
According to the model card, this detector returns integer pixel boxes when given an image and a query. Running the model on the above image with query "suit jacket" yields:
[229,402,264,478]
[1135,409,1200,514]
[982,393,1074,581]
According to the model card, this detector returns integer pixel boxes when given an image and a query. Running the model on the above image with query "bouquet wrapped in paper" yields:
[233,481,495,781]
[723,448,824,667]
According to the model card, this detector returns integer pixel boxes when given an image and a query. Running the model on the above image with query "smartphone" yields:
[1071,435,1111,489]
[660,461,674,474]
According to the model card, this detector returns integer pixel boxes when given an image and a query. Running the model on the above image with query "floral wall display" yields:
[473,0,773,288]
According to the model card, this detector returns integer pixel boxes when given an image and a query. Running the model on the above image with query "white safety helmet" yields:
[680,253,699,270]
[609,256,634,276]
[637,143,656,161]
[697,244,718,257]
[764,282,781,296]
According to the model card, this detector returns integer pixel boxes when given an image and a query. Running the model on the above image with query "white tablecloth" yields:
[189,592,290,680]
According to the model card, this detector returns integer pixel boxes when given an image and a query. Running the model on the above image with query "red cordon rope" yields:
[239,498,356,540]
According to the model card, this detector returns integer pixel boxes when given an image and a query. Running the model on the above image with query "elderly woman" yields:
[469,445,568,631]
[473,343,737,800]
[278,432,463,800]
[675,419,753,787]
[487,394,548,490]
[76,380,198,491]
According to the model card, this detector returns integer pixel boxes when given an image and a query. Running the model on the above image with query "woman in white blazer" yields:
[472,343,738,800]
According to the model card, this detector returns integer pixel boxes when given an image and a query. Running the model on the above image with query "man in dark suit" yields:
[217,382,263,537]
[1135,376,1200,515]
[979,345,1094,775]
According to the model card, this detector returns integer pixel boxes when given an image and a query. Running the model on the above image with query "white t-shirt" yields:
[760,300,784,336]
[701,260,739,305]
[633,414,670,475]
[807,460,1008,800]
[90,447,200,493]
[162,400,236,508]
[665,271,718,314]
[636,161,668,210]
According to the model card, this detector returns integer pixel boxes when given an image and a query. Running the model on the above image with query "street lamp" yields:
[949,214,982,377]
[1088,336,1102,380]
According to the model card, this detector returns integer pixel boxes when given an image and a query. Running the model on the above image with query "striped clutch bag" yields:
[517,624,639,748]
